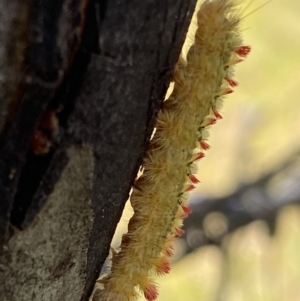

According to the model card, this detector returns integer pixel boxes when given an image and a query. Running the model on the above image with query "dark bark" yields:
[0,1,197,300]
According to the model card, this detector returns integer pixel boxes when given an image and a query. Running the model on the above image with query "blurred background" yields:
[113,1,300,300]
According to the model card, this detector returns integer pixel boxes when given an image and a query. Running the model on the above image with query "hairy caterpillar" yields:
[92,1,250,300]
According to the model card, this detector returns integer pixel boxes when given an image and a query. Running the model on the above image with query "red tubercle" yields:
[191,152,205,162]
[200,140,210,150]
[177,204,192,219]
[235,45,251,57]
[201,117,217,127]
[181,204,192,217]
[155,257,171,275]
[176,209,187,219]
[218,87,233,96]
[213,109,223,119]
[164,236,175,257]
[183,184,195,192]
[225,77,238,87]
[175,227,185,237]
[165,247,174,257]
[143,282,159,301]
[208,117,217,125]
[189,174,200,184]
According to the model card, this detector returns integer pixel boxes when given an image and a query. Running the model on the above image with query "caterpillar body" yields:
[92,1,250,300]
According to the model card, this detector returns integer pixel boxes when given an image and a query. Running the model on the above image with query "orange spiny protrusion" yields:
[163,236,175,257]
[225,77,238,87]
[154,257,171,275]
[181,204,192,217]
[235,45,251,57]
[174,227,185,237]
[189,174,200,184]
[176,207,187,219]
[200,140,210,150]
[183,184,196,192]
[218,87,233,96]
[142,281,159,301]
[213,108,223,119]
[177,204,192,219]
[190,152,205,162]
[201,117,218,127]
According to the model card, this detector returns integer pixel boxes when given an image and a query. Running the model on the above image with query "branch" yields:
[177,150,300,260]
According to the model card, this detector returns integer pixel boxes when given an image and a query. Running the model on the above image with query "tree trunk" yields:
[0,0,196,300]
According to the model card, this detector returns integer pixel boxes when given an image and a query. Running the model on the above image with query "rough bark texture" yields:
[1,146,95,301]
[0,0,197,300]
